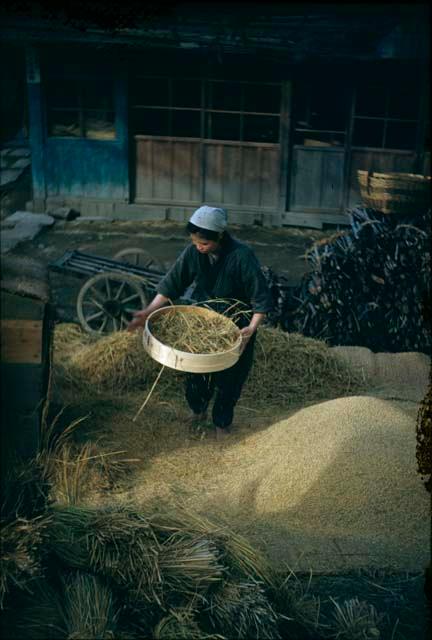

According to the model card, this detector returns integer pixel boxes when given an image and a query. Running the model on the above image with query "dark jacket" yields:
[157,234,273,324]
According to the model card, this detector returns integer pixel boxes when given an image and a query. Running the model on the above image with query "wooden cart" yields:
[49,248,168,335]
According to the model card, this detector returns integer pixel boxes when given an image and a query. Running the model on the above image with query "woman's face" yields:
[190,233,222,255]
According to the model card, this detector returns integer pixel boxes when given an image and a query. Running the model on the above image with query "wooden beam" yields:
[1,319,43,364]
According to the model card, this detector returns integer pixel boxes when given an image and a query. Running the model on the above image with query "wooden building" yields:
[0,3,430,228]
[0,256,53,468]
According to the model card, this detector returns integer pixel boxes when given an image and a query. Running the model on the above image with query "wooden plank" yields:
[203,145,224,202]
[290,148,322,208]
[222,145,241,205]
[348,150,416,207]
[320,151,345,208]
[190,142,202,201]
[1,319,43,364]
[135,138,153,199]
[260,148,279,208]
[278,81,291,212]
[152,140,173,199]
[241,147,261,206]
[172,142,191,201]
[172,142,201,201]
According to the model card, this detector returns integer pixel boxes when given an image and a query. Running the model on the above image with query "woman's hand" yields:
[127,309,151,332]
[127,293,171,332]
[239,326,255,352]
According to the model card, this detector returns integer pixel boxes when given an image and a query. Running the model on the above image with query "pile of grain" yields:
[118,395,430,573]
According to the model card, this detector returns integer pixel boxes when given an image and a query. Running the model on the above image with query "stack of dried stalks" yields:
[53,323,362,407]
[0,515,50,609]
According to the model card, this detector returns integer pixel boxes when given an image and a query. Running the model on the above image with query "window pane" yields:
[171,110,201,137]
[243,83,281,113]
[84,111,116,140]
[295,82,349,132]
[385,121,417,150]
[131,108,170,135]
[46,78,80,108]
[48,110,81,137]
[208,113,240,140]
[132,77,170,107]
[387,86,420,119]
[355,84,387,117]
[243,115,279,142]
[352,119,385,147]
[172,79,201,108]
[82,78,114,110]
[210,82,242,111]
[294,131,345,146]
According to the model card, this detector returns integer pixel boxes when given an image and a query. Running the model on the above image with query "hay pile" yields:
[54,325,173,394]
[150,307,240,354]
[245,328,361,406]
[53,323,362,406]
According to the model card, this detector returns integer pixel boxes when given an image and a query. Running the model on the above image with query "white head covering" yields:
[189,205,228,233]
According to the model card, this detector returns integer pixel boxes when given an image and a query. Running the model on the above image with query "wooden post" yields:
[115,59,131,203]
[26,46,46,212]
[278,81,292,220]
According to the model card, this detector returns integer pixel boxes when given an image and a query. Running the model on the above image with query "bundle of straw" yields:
[158,533,225,598]
[62,571,120,639]
[148,508,273,586]
[48,505,162,603]
[154,607,204,640]
[12,578,65,640]
[206,579,280,640]
[150,308,239,354]
[329,597,385,640]
[0,515,50,608]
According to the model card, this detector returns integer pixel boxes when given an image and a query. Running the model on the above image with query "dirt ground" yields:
[7,218,327,323]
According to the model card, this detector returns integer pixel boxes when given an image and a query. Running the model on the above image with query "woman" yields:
[128,205,273,439]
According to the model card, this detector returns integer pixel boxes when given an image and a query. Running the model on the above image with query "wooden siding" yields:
[135,137,279,209]
[135,138,201,202]
[290,148,345,211]
[347,149,417,208]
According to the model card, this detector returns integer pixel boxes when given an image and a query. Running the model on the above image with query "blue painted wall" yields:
[26,48,130,204]
[45,70,129,200]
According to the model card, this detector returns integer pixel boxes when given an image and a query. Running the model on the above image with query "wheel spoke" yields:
[105,278,112,298]
[114,280,127,300]
[97,316,108,333]
[125,306,141,314]
[88,297,106,311]
[86,310,105,322]
[121,293,141,304]
[120,313,130,329]
[112,316,119,332]
[89,286,106,303]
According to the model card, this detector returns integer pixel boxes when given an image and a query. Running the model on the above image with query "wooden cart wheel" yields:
[77,272,149,335]
[114,247,164,272]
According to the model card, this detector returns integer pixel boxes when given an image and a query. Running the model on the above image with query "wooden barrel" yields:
[143,305,242,373]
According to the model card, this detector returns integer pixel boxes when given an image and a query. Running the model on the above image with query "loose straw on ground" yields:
[133,365,166,422]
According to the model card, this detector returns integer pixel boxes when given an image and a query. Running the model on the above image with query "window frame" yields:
[44,69,117,141]
[130,75,282,144]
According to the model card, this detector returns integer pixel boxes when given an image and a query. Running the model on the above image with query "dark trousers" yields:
[185,335,256,429]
